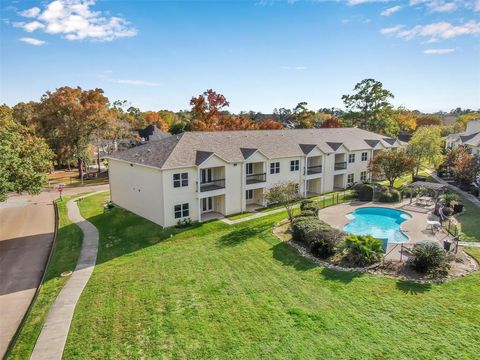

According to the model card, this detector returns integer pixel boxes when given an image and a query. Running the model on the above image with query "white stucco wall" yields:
[109,159,165,226]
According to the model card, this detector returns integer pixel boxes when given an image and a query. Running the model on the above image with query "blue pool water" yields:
[343,207,412,243]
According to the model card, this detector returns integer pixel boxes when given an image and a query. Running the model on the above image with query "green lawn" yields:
[226,212,254,220]
[57,193,480,359]
[8,196,83,359]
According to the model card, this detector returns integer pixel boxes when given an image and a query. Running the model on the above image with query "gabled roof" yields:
[299,144,317,155]
[326,142,343,151]
[110,128,400,169]
[460,132,480,144]
[382,138,397,146]
[240,147,258,160]
[364,139,380,148]
[195,150,215,165]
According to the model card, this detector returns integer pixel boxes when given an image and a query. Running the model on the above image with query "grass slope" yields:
[61,193,480,359]
[8,196,83,359]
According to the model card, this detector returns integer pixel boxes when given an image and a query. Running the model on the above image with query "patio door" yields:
[201,168,212,184]
[202,197,213,213]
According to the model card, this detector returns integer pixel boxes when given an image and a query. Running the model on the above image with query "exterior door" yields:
[201,168,212,184]
[202,197,213,213]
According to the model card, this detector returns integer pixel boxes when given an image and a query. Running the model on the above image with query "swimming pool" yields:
[343,207,412,243]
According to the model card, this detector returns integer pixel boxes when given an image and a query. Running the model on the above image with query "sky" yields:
[0,0,479,113]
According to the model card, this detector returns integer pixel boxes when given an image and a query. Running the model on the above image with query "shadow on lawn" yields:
[319,267,363,284]
[271,242,318,271]
[218,223,271,247]
[395,280,432,294]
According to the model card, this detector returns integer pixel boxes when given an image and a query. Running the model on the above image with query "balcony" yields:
[200,179,225,192]
[334,162,347,171]
[306,165,322,175]
[246,173,266,185]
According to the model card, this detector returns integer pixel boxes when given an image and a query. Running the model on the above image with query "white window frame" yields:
[290,160,299,172]
[360,171,367,182]
[361,152,368,162]
[270,162,280,174]
[246,163,253,175]
[174,203,189,219]
[347,173,354,184]
[173,172,188,188]
[246,189,253,200]
[348,154,355,163]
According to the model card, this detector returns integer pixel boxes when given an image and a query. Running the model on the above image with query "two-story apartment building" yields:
[108,128,402,227]
[445,120,480,156]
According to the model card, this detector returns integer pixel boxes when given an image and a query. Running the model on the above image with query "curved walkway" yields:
[30,191,104,360]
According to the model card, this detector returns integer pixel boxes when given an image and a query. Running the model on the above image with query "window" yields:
[348,154,355,163]
[246,163,253,175]
[174,203,189,219]
[246,189,253,199]
[361,152,368,161]
[290,160,299,172]
[360,171,367,182]
[270,162,280,174]
[347,173,354,184]
[201,168,212,183]
[173,172,188,188]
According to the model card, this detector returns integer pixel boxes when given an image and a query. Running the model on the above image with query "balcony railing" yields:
[200,179,225,192]
[246,173,266,184]
[306,165,322,175]
[334,162,347,170]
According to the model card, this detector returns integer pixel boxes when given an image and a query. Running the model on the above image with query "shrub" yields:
[378,188,401,203]
[292,218,328,244]
[292,216,313,225]
[308,228,345,258]
[299,209,317,218]
[408,241,451,275]
[353,183,373,201]
[342,235,383,266]
[441,192,458,206]
[176,218,192,228]
[442,206,454,217]
[300,200,313,211]
[300,200,321,215]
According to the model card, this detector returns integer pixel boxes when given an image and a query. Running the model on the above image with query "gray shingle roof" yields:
[240,148,258,159]
[109,128,399,169]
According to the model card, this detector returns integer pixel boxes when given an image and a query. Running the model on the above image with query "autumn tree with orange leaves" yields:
[190,89,282,131]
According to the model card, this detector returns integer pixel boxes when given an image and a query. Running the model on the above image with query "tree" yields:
[394,109,417,133]
[415,114,443,128]
[169,121,190,135]
[264,181,301,221]
[368,150,415,188]
[32,86,111,179]
[144,111,169,132]
[0,105,54,201]
[452,152,480,185]
[341,78,399,136]
[293,102,315,128]
[406,126,443,176]
[258,119,284,129]
[321,117,342,128]
[190,89,230,131]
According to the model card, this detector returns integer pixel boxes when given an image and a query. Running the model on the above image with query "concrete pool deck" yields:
[317,200,455,260]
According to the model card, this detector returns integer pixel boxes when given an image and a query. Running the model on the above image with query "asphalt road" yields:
[0,184,109,358]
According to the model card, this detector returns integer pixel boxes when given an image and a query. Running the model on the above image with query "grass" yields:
[226,212,254,220]
[47,170,109,188]
[57,192,480,359]
[7,196,83,359]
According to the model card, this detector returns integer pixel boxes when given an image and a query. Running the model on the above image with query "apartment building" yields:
[445,120,480,156]
[108,128,402,227]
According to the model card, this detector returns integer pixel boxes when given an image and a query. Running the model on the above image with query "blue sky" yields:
[1,0,479,113]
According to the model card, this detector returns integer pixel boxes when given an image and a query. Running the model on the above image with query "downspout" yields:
[197,167,201,223]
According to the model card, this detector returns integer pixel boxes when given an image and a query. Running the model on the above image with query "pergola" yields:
[407,181,449,214]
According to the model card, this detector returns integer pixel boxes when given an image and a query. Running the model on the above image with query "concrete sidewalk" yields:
[30,191,104,360]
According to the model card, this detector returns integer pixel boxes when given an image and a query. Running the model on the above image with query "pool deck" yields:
[317,200,455,261]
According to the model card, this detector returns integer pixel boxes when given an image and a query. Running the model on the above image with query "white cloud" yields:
[19,37,46,46]
[381,21,480,41]
[109,79,161,87]
[380,25,405,34]
[381,5,402,16]
[348,0,388,5]
[472,0,480,11]
[281,66,307,70]
[423,48,456,54]
[15,0,137,42]
[426,1,458,12]
[19,7,41,18]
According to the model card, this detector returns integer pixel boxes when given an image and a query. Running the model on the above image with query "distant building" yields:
[445,120,480,156]
[138,124,171,142]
